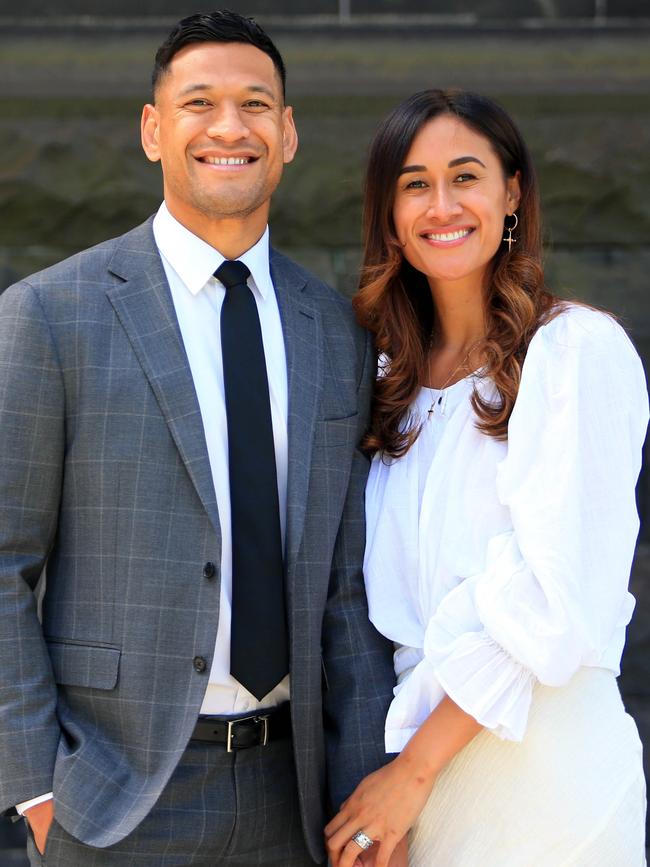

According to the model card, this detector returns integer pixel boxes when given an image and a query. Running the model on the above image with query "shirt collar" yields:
[152,201,272,299]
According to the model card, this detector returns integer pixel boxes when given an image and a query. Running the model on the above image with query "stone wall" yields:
[1,0,648,17]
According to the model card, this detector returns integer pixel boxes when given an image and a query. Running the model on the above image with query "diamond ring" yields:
[351,830,374,850]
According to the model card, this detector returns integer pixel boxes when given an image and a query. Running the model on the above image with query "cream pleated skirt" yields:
[409,668,646,866]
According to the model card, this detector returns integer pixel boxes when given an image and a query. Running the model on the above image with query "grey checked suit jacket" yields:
[0,219,395,862]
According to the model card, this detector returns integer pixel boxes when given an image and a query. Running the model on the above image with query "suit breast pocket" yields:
[319,412,359,450]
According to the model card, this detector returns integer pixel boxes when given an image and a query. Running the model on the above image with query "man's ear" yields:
[282,106,299,165]
[141,104,161,163]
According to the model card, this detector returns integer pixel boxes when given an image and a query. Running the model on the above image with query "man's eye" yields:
[187,99,210,107]
[244,100,268,109]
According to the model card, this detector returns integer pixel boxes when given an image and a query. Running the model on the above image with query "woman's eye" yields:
[405,179,426,190]
[455,173,477,183]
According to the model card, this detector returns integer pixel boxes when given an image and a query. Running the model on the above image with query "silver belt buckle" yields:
[226,713,269,752]
[226,719,236,753]
[255,714,269,747]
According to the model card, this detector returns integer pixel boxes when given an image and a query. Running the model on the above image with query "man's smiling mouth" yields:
[197,156,255,165]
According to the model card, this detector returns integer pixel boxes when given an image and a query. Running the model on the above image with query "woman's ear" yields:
[506,170,522,214]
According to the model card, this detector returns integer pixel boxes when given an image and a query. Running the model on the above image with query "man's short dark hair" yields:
[152,9,287,100]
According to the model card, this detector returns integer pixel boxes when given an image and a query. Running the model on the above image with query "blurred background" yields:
[1,0,649,861]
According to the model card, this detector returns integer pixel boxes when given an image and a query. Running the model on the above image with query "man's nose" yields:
[206,103,250,142]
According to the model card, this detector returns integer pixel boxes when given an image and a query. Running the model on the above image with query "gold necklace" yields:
[427,342,480,418]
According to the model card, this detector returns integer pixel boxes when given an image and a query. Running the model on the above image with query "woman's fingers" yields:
[337,831,400,867]
[324,808,350,839]
[327,819,382,867]
[373,834,402,867]
[337,831,381,867]
[327,820,366,865]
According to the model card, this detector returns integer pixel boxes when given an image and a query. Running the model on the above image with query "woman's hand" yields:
[324,752,436,867]
[325,696,483,867]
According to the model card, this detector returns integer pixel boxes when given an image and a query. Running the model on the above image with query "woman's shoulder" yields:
[509,303,647,443]
[530,302,635,361]
[517,303,647,410]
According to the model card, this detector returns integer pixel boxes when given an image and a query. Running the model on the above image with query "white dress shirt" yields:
[364,305,648,752]
[16,203,291,814]
[153,202,290,715]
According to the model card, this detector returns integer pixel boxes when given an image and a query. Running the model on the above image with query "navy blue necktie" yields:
[216,259,288,700]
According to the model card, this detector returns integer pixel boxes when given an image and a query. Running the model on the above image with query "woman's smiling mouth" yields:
[420,227,475,247]
[422,228,474,242]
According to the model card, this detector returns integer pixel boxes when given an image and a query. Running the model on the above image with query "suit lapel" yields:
[271,249,323,574]
[105,220,220,537]
[103,229,322,565]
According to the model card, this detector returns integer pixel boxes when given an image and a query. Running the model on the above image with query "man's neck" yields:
[164,201,268,260]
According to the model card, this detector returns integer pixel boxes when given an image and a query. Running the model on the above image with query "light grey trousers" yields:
[26,735,314,867]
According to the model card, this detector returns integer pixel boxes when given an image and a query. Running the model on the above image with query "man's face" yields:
[141,41,297,232]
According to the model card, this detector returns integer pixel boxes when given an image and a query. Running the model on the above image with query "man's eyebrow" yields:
[247,84,277,100]
[177,83,211,97]
[177,83,277,99]
[448,156,486,168]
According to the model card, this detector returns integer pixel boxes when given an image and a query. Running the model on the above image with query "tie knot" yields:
[215,260,251,291]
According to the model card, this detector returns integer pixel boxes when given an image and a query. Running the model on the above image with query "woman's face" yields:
[392,114,520,293]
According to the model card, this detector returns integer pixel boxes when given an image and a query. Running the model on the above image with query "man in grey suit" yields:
[0,11,396,866]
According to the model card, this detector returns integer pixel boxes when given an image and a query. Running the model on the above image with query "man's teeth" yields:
[202,156,250,165]
[425,229,472,241]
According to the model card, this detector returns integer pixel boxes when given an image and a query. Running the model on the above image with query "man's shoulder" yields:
[11,218,156,295]
[269,247,357,322]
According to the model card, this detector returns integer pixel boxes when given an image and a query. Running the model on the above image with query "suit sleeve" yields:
[321,327,395,812]
[0,281,63,814]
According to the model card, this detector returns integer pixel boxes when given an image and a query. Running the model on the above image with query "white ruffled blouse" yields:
[364,305,649,752]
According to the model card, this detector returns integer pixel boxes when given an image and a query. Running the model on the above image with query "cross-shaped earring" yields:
[503,212,519,251]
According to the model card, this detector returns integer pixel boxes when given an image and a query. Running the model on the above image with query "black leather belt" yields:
[191,702,291,751]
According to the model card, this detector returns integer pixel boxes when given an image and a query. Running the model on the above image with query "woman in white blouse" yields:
[325,90,648,867]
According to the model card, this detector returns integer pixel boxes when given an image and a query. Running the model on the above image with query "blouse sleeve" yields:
[423,307,649,741]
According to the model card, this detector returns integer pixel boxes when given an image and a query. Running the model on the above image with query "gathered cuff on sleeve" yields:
[428,628,534,741]
[421,562,536,742]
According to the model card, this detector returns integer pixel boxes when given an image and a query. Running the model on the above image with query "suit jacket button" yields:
[203,561,216,579]
[193,656,207,673]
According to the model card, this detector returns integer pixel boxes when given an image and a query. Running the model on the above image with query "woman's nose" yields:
[425,186,462,222]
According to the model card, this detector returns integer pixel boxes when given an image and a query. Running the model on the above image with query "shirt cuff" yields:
[431,630,534,740]
[422,571,535,741]
[15,793,53,815]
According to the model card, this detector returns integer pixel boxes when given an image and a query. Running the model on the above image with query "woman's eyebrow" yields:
[398,164,427,176]
[398,156,487,176]
[448,156,486,168]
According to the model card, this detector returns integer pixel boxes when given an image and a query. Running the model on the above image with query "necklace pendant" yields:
[427,394,443,419]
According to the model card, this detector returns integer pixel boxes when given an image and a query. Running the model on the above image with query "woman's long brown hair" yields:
[355,89,560,457]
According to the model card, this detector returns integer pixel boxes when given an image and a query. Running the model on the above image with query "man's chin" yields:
[189,193,267,223]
